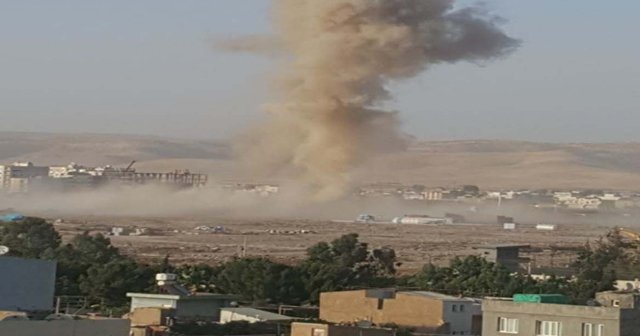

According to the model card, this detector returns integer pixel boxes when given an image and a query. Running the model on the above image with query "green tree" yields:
[300,234,397,303]
[212,257,306,305]
[0,217,61,258]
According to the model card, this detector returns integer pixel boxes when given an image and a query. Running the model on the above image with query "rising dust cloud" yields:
[225,0,519,200]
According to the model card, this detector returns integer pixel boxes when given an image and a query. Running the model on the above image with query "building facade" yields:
[482,292,640,336]
[320,289,481,335]
[126,293,236,322]
[291,322,394,336]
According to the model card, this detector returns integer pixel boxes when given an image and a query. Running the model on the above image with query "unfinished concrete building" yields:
[319,289,482,335]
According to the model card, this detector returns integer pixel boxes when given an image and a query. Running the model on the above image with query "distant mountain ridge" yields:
[1,132,640,190]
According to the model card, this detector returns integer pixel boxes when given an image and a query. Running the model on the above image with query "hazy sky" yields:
[1,1,638,142]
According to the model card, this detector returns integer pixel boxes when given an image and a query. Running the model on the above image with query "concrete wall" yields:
[596,292,640,308]
[0,257,56,312]
[441,301,481,335]
[0,319,129,336]
[176,298,230,322]
[291,322,393,336]
[319,290,445,331]
[130,297,177,311]
[128,307,175,326]
[482,300,622,336]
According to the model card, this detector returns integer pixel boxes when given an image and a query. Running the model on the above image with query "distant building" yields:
[219,307,293,324]
[0,162,49,193]
[424,189,444,200]
[475,244,530,273]
[319,289,481,335]
[482,292,640,336]
[291,322,394,336]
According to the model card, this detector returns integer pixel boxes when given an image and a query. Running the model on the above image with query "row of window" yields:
[451,304,466,312]
[498,317,604,336]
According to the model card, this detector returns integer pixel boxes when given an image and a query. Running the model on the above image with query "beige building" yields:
[291,322,393,336]
[320,289,481,335]
[482,292,640,336]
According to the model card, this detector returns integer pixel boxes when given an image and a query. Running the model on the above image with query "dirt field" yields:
[47,215,614,273]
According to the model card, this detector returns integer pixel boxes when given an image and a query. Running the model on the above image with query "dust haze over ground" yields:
[221,0,519,201]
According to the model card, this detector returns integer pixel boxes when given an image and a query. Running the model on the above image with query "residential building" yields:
[320,289,481,335]
[127,273,237,324]
[291,322,394,336]
[482,292,640,336]
[126,292,236,322]
[219,307,293,324]
[475,244,530,273]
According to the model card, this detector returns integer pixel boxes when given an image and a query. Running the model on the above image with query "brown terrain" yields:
[2,132,639,272]
[43,214,616,274]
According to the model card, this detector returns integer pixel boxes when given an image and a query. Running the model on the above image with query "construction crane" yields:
[124,160,136,172]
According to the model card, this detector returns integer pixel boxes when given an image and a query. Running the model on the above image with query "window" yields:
[582,323,604,336]
[460,304,465,312]
[536,321,561,336]
[377,298,384,310]
[597,324,604,336]
[452,304,458,312]
[498,317,519,333]
[582,323,593,336]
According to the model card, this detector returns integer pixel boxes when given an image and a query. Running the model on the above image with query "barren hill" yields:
[1,132,640,190]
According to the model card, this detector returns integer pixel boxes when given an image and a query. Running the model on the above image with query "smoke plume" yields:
[224,0,519,200]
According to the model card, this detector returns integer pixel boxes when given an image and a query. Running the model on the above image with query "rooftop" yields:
[222,308,293,321]
[401,291,477,302]
[126,293,237,301]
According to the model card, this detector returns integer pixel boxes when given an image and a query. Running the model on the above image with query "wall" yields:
[128,307,175,326]
[176,298,230,322]
[291,322,393,336]
[441,300,481,335]
[319,290,445,331]
[130,297,177,311]
[482,300,621,336]
[0,319,129,336]
[0,257,56,312]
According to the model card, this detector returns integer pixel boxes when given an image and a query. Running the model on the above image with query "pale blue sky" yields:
[0,1,638,142]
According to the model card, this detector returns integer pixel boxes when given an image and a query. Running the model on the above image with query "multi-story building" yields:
[320,289,482,335]
[482,292,640,336]
[0,162,49,192]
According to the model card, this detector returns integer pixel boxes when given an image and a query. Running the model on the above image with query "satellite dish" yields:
[0,245,10,256]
